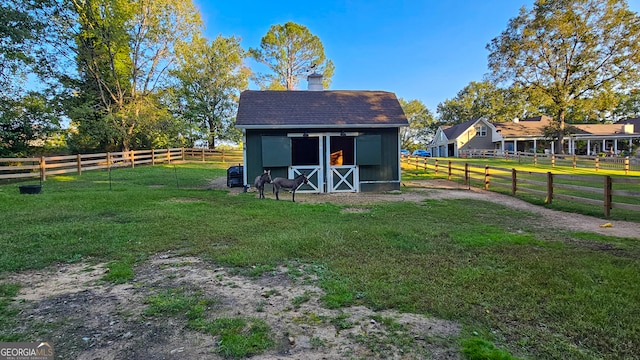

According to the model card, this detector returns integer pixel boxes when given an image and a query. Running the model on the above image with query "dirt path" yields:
[3,179,639,360]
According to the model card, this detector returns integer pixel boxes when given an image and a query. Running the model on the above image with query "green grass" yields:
[402,157,640,221]
[1,162,639,359]
[190,317,273,359]
[0,283,22,341]
[103,259,136,284]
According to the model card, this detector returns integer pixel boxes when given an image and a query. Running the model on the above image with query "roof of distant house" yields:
[236,90,408,129]
[493,115,553,137]
[441,118,483,140]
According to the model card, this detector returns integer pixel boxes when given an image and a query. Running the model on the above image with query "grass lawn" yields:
[1,162,639,359]
[402,157,640,222]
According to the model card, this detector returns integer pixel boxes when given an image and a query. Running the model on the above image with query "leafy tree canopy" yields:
[487,0,640,152]
[399,98,436,150]
[436,81,539,125]
[172,34,249,148]
[250,22,334,90]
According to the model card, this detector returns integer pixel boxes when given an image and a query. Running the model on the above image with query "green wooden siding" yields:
[356,135,382,165]
[261,136,291,167]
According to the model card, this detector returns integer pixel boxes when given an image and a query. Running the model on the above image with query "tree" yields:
[69,0,202,152]
[0,92,61,157]
[436,81,540,125]
[0,0,65,156]
[0,0,49,94]
[487,0,640,153]
[250,22,334,90]
[612,89,640,121]
[399,98,436,150]
[172,34,249,148]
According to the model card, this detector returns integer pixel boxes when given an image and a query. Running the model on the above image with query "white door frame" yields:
[325,135,359,193]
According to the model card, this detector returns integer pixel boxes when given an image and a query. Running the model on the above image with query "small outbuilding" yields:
[235,74,409,193]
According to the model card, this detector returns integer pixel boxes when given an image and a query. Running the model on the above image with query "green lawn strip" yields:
[0,283,22,342]
[1,163,639,359]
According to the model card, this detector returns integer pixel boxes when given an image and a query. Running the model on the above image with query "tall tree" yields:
[0,92,61,157]
[172,34,249,148]
[69,0,201,152]
[0,0,65,156]
[436,81,538,125]
[399,98,436,150]
[487,0,640,153]
[250,22,334,90]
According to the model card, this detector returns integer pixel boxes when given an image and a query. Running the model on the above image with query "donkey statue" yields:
[253,170,272,199]
[272,173,308,202]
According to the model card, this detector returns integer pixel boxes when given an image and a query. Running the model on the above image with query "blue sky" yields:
[194,0,640,113]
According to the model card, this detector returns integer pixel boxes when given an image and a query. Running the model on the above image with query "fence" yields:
[403,156,640,217]
[459,149,639,174]
[0,148,240,182]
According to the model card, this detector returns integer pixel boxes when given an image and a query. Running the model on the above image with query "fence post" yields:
[512,168,517,196]
[604,175,612,217]
[573,155,577,169]
[448,160,452,180]
[131,150,135,168]
[40,156,46,182]
[107,152,111,169]
[465,163,469,187]
[518,152,521,164]
[181,147,185,161]
[167,148,171,163]
[151,149,155,166]
[546,172,553,204]
[435,159,439,176]
[505,151,509,161]
[595,156,599,172]
[624,157,629,175]
[534,153,537,166]
[551,154,555,167]
[202,148,205,162]
[484,165,490,190]
[77,154,82,175]
[221,150,225,163]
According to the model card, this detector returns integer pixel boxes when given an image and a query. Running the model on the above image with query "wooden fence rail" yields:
[459,149,638,174]
[403,155,640,217]
[0,148,238,182]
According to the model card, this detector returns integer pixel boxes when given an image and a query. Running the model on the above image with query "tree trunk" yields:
[556,108,566,154]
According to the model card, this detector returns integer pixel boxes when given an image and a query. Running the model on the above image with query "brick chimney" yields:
[307,73,323,91]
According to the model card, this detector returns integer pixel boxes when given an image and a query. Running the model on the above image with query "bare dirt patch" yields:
[6,255,460,359]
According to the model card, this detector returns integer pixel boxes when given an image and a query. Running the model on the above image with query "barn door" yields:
[326,135,358,192]
[290,135,322,193]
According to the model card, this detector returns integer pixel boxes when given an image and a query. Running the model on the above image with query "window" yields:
[475,125,487,137]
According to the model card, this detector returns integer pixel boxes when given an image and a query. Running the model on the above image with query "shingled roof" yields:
[493,115,553,137]
[441,118,481,140]
[236,90,408,129]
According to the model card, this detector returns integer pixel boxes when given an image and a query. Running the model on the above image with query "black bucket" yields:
[19,185,42,194]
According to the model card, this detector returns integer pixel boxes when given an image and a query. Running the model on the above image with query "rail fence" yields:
[459,149,639,173]
[403,156,640,217]
[0,148,241,182]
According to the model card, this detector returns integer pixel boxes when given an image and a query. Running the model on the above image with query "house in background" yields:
[235,74,409,193]
[431,115,640,157]
[428,117,498,157]
[493,115,554,153]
